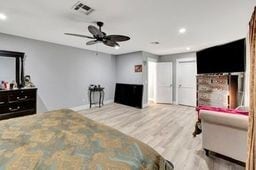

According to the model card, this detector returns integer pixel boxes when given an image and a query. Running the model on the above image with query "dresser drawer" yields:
[8,90,36,103]
[0,94,8,106]
[0,88,37,120]
[0,110,35,120]
[0,101,35,114]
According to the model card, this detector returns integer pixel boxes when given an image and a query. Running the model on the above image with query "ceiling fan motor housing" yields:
[97,22,104,28]
[65,21,130,48]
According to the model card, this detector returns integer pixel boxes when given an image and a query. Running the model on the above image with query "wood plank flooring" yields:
[79,103,245,170]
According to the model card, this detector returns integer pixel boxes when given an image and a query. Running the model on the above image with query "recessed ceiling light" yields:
[115,45,120,50]
[179,28,186,34]
[151,41,160,45]
[186,47,191,51]
[0,13,7,21]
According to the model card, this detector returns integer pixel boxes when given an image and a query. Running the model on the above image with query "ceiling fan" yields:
[65,22,130,49]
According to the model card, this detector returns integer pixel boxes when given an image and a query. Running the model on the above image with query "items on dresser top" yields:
[0,81,8,90]
[24,75,35,88]
[1,80,18,90]
[0,88,37,120]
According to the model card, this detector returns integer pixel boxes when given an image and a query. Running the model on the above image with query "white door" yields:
[177,59,197,106]
[156,62,173,104]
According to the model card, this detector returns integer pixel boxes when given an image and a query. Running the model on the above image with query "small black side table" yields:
[89,87,104,108]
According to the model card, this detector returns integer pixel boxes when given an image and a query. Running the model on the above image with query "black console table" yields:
[89,87,104,108]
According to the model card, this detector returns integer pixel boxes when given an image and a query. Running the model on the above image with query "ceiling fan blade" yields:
[88,25,104,38]
[86,40,98,45]
[64,33,95,39]
[103,40,120,48]
[106,35,130,42]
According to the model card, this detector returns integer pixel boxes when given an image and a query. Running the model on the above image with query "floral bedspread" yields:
[0,109,173,170]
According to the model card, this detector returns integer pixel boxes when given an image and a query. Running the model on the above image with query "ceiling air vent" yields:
[72,1,94,15]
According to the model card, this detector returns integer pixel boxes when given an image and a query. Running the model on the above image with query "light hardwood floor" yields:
[79,103,244,170]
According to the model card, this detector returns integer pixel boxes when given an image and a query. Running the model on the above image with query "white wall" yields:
[244,34,250,106]
[0,33,116,112]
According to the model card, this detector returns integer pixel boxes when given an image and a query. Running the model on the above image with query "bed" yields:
[0,109,174,169]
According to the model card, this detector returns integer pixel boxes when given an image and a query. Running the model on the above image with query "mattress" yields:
[0,109,173,169]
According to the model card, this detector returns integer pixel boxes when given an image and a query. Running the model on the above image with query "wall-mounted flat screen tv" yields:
[197,38,246,74]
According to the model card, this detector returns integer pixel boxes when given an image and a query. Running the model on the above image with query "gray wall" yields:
[115,51,159,106]
[159,52,197,102]
[116,52,143,84]
[0,33,116,112]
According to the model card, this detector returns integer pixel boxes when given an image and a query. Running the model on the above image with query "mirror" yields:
[0,56,16,83]
[0,50,25,88]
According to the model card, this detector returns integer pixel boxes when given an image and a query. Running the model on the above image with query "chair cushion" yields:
[199,110,248,130]
[196,105,249,116]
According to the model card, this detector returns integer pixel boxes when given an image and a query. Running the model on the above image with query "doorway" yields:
[148,61,157,103]
[148,61,173,104]
[176,58,197,106]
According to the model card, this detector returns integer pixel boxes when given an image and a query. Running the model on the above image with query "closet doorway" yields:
[148,61,157,103]
[148,61,173,104]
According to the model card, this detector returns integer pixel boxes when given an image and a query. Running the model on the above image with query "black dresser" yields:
[114,83,143,108]
[0,88,37,120]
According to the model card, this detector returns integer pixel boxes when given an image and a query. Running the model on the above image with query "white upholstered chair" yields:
[199,110,248,162]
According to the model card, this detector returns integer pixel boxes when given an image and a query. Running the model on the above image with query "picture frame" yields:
[135,65,142,72]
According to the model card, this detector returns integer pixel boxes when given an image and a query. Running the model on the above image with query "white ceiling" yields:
[0,0,255,55]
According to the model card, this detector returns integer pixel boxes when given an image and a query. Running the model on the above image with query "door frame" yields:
[147,60,157,103]
[176,57,197,105]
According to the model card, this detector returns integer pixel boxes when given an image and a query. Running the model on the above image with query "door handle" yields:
[9,106,20,112]
[179,84,182,88]
[17,96,28,101]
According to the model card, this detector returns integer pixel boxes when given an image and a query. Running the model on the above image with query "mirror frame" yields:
[0,50,25,88]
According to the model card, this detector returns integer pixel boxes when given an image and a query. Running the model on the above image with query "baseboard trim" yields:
[143,103,149,108]
[70,100,114,111]
[148,98,156,101]
[148,99,156,103]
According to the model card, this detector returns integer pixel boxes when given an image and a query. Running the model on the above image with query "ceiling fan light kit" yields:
[65,22,130,49]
